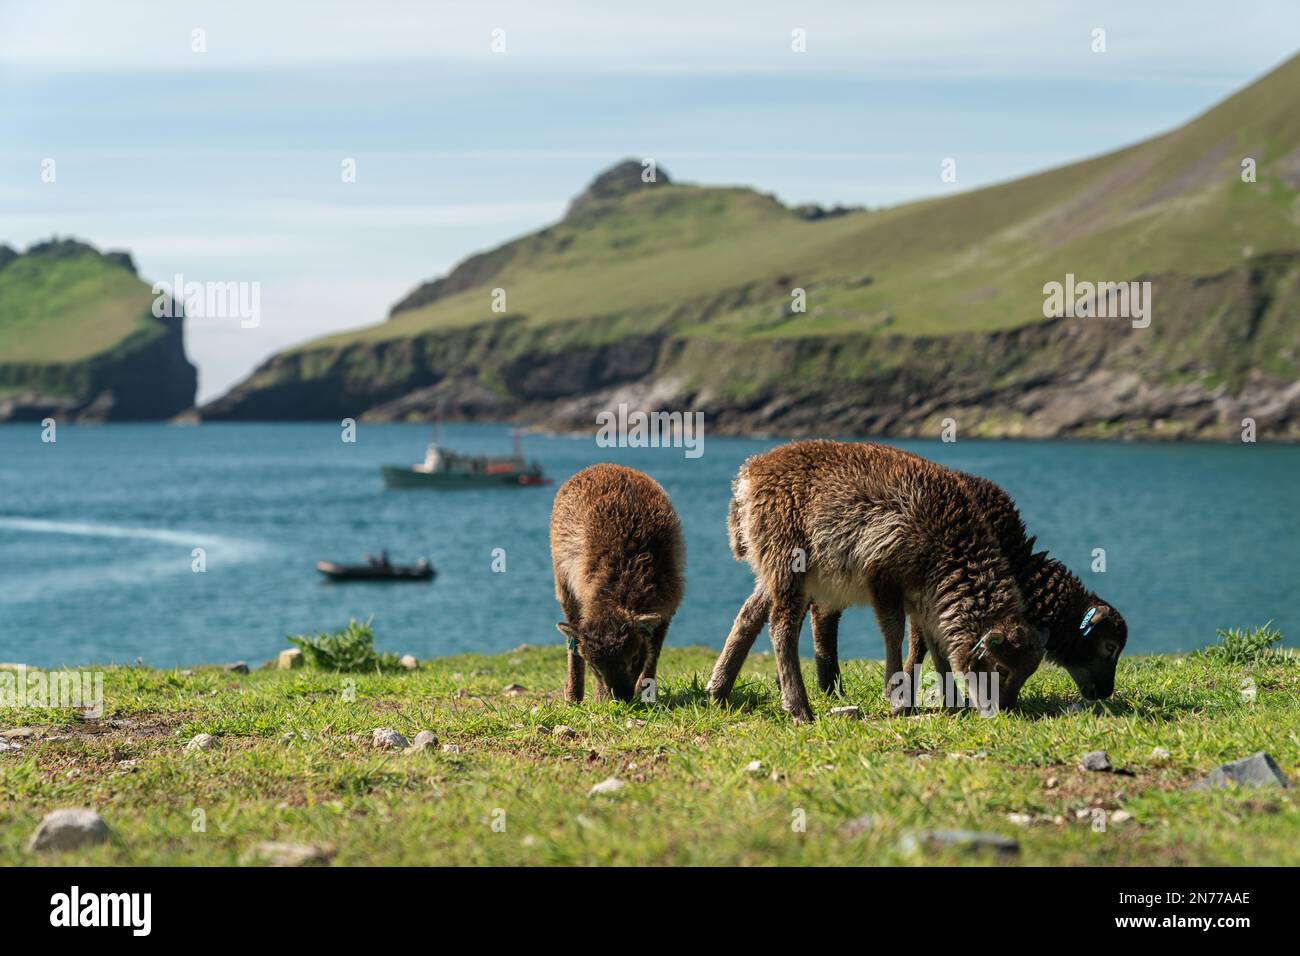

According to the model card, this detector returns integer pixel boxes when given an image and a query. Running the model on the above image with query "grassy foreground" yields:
[2,647,1297,866]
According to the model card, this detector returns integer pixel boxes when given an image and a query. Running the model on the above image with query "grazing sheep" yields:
[708,440,1042,722]
[902,473,1128,701]
[551,463,685,703]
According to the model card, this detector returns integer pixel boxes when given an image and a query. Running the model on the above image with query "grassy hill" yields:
[0,240,196,421]
[202,54,1300,438]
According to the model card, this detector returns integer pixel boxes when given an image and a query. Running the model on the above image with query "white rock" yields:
[27,808,111,852]
[502,683,527,696]
[1007,813,1033,826]
[399,654,418,670]
[829,706,862,719]
[244,842,332,867]
[744,760,764,775]
[280,732,297,746]
[406,730,438,753]
[441,743,461,754]
[186,733,217,752]
[277,648,303,670]
[370,728,408,750]
[1151,747,1172,761]
[588,777,625,797]
[1110,810,1134,824]
[553,725,577,738]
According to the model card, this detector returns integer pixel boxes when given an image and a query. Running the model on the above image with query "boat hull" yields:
[381,465,549,489]
[315,560,435,582]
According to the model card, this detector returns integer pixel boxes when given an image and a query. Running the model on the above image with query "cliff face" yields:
[200,252,1300,440]
[0,239,197,422]
[202,54,1300,440]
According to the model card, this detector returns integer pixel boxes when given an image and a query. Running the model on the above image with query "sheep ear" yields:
[632,614,663,635]
[556,622,577,640]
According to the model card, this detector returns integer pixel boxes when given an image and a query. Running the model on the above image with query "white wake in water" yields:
[0,516,263,553]
[0,517,272,603]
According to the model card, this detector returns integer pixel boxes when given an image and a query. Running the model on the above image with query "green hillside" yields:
[0,240,196,421]
[203,54,1300,439]
[0,243,159,363]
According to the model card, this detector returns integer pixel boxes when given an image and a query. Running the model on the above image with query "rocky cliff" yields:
[0,239,196,422]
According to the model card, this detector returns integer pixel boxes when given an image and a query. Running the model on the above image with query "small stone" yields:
[280,732,297,746]
[536,725,551,735]
[828,706,862,719]
[1045,777,1060,789]
[0,727,37,740]
[1151,747,1172,762]
[399,654,418,670]
[553,725,577,738]
[179,669,194,677]
[244,842,332,867]
[224,662,250,674]
[1189,752,1290,791]
[1080,750,1112,772]
[370,728,408,750]
[441,743,461,754]
[625,718,646,728]
[502,683,527,696]
[1007,813,1032,826]
[276,648,303,670]
[840,814,875,836]
[405,731,438,753]
[1110,810,1134,824]
[186,733,217,752]
[588,777,625,797]
[27,808,111,852]
[744,760,764,775]
[899,829,1019,858]
[0,740,20,753]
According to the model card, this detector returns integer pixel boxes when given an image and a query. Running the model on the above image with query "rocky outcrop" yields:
[566,158,671,217]
[0,239,196,422]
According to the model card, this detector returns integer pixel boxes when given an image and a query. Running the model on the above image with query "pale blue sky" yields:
[2,1,1297,400]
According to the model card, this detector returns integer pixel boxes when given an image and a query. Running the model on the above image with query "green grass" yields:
[2,647,1297,865]
[0,247,158,364]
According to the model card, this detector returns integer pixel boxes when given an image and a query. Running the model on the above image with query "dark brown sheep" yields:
[708,440,1041,722]
[903,472,1128,701]
[550,463,685,703]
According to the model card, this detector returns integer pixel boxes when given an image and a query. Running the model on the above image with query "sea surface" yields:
[0,423,1296,668]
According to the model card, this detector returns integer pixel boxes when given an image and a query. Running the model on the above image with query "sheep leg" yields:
[899,616,928,712]
[559,585,585,703]
[872,584,909,716]
[810,604,843,695]
[769,585,813,723]
[708,584,770,704]
[636,621,669,702]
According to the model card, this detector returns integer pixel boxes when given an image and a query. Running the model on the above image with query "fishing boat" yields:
[316,553,435,582]
[381,428,549,489]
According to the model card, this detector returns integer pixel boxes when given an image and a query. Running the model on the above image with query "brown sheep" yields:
[901,472,1128,702]
[707,440,1042,721]
[550,463,685,703]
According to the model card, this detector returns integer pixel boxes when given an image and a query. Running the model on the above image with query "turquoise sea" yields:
[0,423,1296,667]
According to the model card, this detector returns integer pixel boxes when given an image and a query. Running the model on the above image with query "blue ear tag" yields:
[1080,606,1097,637]
[566,636,577,653]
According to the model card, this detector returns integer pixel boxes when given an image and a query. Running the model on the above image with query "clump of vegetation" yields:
[286,617,401,673]
[1198,621,1284,665]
